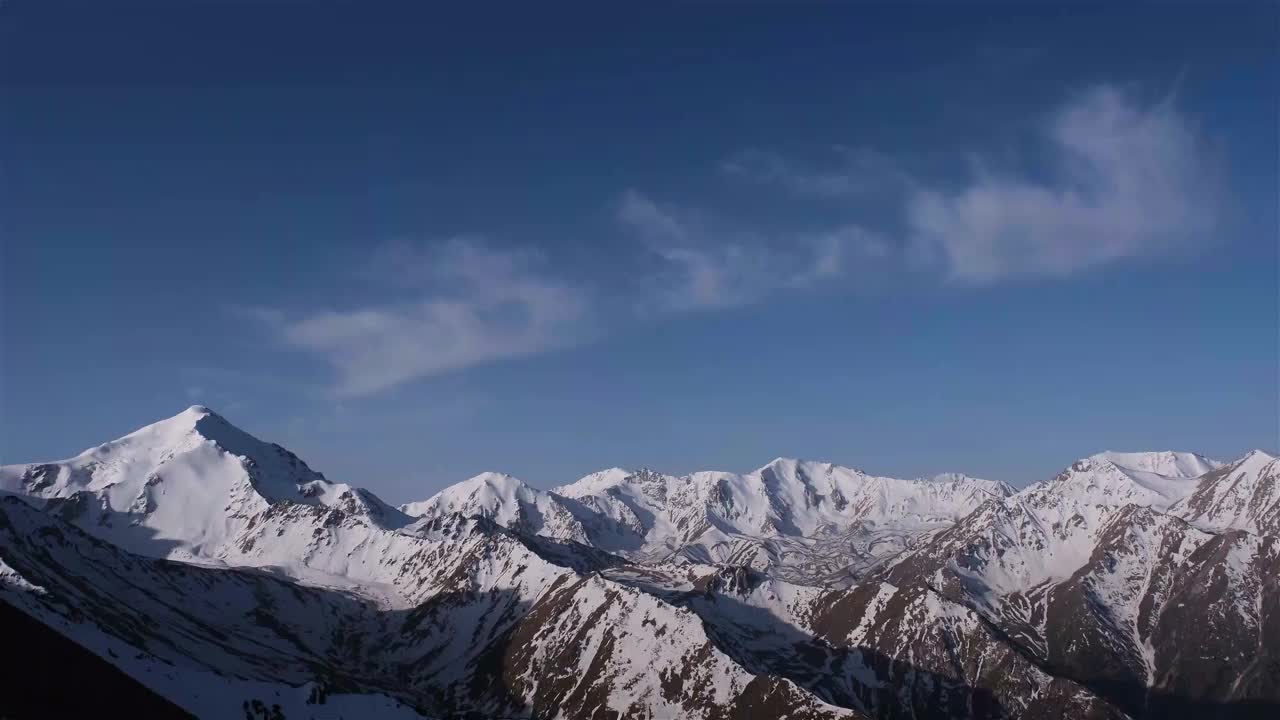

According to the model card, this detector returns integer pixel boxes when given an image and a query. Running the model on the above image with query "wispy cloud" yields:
[280,239,585,397]
[253,83,1222,396]
[907,85,1220,282]
[721,85,1219,284]
[617,190,884,311]
[721,147,910,198]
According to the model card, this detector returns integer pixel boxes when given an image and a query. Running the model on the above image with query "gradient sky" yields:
[3,4,1277,502]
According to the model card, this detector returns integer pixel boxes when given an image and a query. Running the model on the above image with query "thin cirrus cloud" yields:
[616,189,885,312]
[265,221,861,395]
[279,239,586,397]
[723,84,1221,284]
[908,85,1220,282]
[721,146,910,198]
[267,84,1221,396]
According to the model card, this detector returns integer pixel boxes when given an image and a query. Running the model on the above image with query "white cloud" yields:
[617,190,880,312]
[260,85,1220,396]
[795,225,890,283]
[722,147,908,198]
[281,239,585,397]
[649,244,770,310]
[617,189,690,244]
[908,85,1220,282]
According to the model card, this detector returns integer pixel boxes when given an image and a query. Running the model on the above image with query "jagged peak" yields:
[1213,449,1279,477]
[754,458,1010,495]
[437,471,542,499]
[401,471,548,518]
[1022,450,1212,512]
[924,472,1014,496]
[587,466,633,478]
[553,467,642,497]
[1086,450,1220,478]
[1238,448,1277,464]
[27,406,417,516]
[83,404,253,461]
[758,456,844,472]
[923,471,992,484]
[761,456,803,470]
[464,470,527,487]
[158,403,226,429]
[754,457,869,481]
[558,457,1016,493]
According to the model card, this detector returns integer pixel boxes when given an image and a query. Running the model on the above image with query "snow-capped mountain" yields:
[1093,450,1222,479]
[871,449,1279,718]
[553,458,1012,538]
[399,471,597,545]
[397,457,1012,583]
[1173,449,1279,536]
[1,407,1275,719]
[0,406,409,561]
[0,490,853,718]
[1020,450,1221,513]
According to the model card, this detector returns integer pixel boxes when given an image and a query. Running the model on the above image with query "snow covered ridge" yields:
[0,405,412,564]
[1090,450,1221,478]
[400,456,1018,582]
[1,406,1276,719]
[0,406,1264,585]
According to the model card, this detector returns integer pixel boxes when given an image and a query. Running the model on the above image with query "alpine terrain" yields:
[1,407,1275,719]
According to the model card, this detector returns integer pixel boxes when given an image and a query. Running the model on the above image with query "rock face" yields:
[403,458,1014,584]
[0,408,1275,719]
[1172,451,1280,536]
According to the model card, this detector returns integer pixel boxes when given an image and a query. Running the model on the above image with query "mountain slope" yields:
[1,407,1274,720]
[0,406,410,561]
[1021,451,1219,513]
[0,495,860,719]
[552,459,1012,541]
[399,471,598,546]
[548,459,1011,582]
[1092,451,1221,480]
[0,495,427,718]
[873,451,1279,718]
[1172,450,1279,535]
[397,459,1012,584]
[0,599,193,719]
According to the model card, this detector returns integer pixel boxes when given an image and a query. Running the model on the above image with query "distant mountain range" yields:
[1,406,1275,719]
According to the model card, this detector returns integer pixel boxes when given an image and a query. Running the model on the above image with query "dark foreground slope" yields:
[0,599,193,719]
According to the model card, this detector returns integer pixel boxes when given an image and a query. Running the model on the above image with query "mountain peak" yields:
[452,471,539,495]
[103,404,246,457]
[401,471,545,519]
[468,470,523,484]
[756,457,868,479]
[1029,451,1213,512]
[1088,450,1220,478]
[168,403,225,428]
[0,405,417,562]
[927,471,1007,489]
[553,467,640,498]
[763,456,801,468]
[1227,448,1278,475]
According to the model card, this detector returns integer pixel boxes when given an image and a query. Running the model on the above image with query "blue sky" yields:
[3,4,1276,501]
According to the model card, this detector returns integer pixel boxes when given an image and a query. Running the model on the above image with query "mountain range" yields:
[0,406,1275,719]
